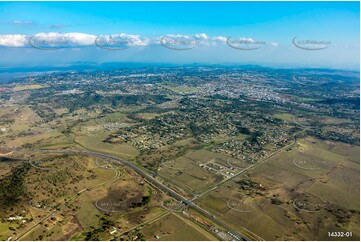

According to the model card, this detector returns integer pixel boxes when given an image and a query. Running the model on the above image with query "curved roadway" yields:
[16,148,252,241]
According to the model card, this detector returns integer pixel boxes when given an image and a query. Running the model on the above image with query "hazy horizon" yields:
[0,1,359,69]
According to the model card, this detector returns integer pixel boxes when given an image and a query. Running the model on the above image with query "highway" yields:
[15,128,306,241]
[185,127,308,241]
[21,148,252,241]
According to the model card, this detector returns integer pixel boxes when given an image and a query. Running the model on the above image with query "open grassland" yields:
[161,85,198,94]
[0,153,120,240]
[12,85,47,92]
[74,132,139,159]
[272,113,295,121]
[140,213,216,241]
[69,113,139,159]
[198,137,360,241]
[158,149,243,194]
[0,105,73,150]
[159,158,220,194]
[0,223,11,240]
[0,151,172,241]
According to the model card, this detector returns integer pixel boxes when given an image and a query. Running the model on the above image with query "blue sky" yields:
[0,1,359,69]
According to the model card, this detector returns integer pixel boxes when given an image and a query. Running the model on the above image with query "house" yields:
[109,227,117,235]
[8,216,23,221]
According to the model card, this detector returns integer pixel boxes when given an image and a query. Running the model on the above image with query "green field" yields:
[140,213,217,241]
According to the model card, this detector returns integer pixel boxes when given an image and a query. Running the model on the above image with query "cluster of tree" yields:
[40,91,170,113]
[84,216,115,240]
[308,129,359,145]
[317,97,360,110]
[236,179,260,190]
[130,195,151,208]
[189,122,217,137]
[248,130,264,146]
[0,163,31,205]
[270,197,283,205]
[45,168,71,186]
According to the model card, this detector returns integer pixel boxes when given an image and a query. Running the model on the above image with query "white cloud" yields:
[157,33,227,47]
[0,32,274,49]
[0,34,27,47]
[238,37,255,42]
[97,33,150,46]
[194,33,208,40]
[32,32,96,46]
[212,36,227,42]
[160,34,193,40]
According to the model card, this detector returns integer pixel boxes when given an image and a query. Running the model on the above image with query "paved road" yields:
[15,129,304,241]
[184,128,307,241]
[15,191,82,240]
[194,128,306,202]
[14,156,121,241]
[20,149,252,241]
[196,138,295,199]
[13,116,307,241]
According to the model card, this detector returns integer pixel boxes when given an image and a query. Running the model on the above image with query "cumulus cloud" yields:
[96,33,150,47]
[237,37,256,42]
[194,33,208,40]
[0,32,98,48]
[227,37,278,47]
[31,32,96,46]
[157,33,227,47]
[0,32,152,48]
[212,36,227,42]
[0,32,276,49]
[159,34,194,40]
[0,34,27,47]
